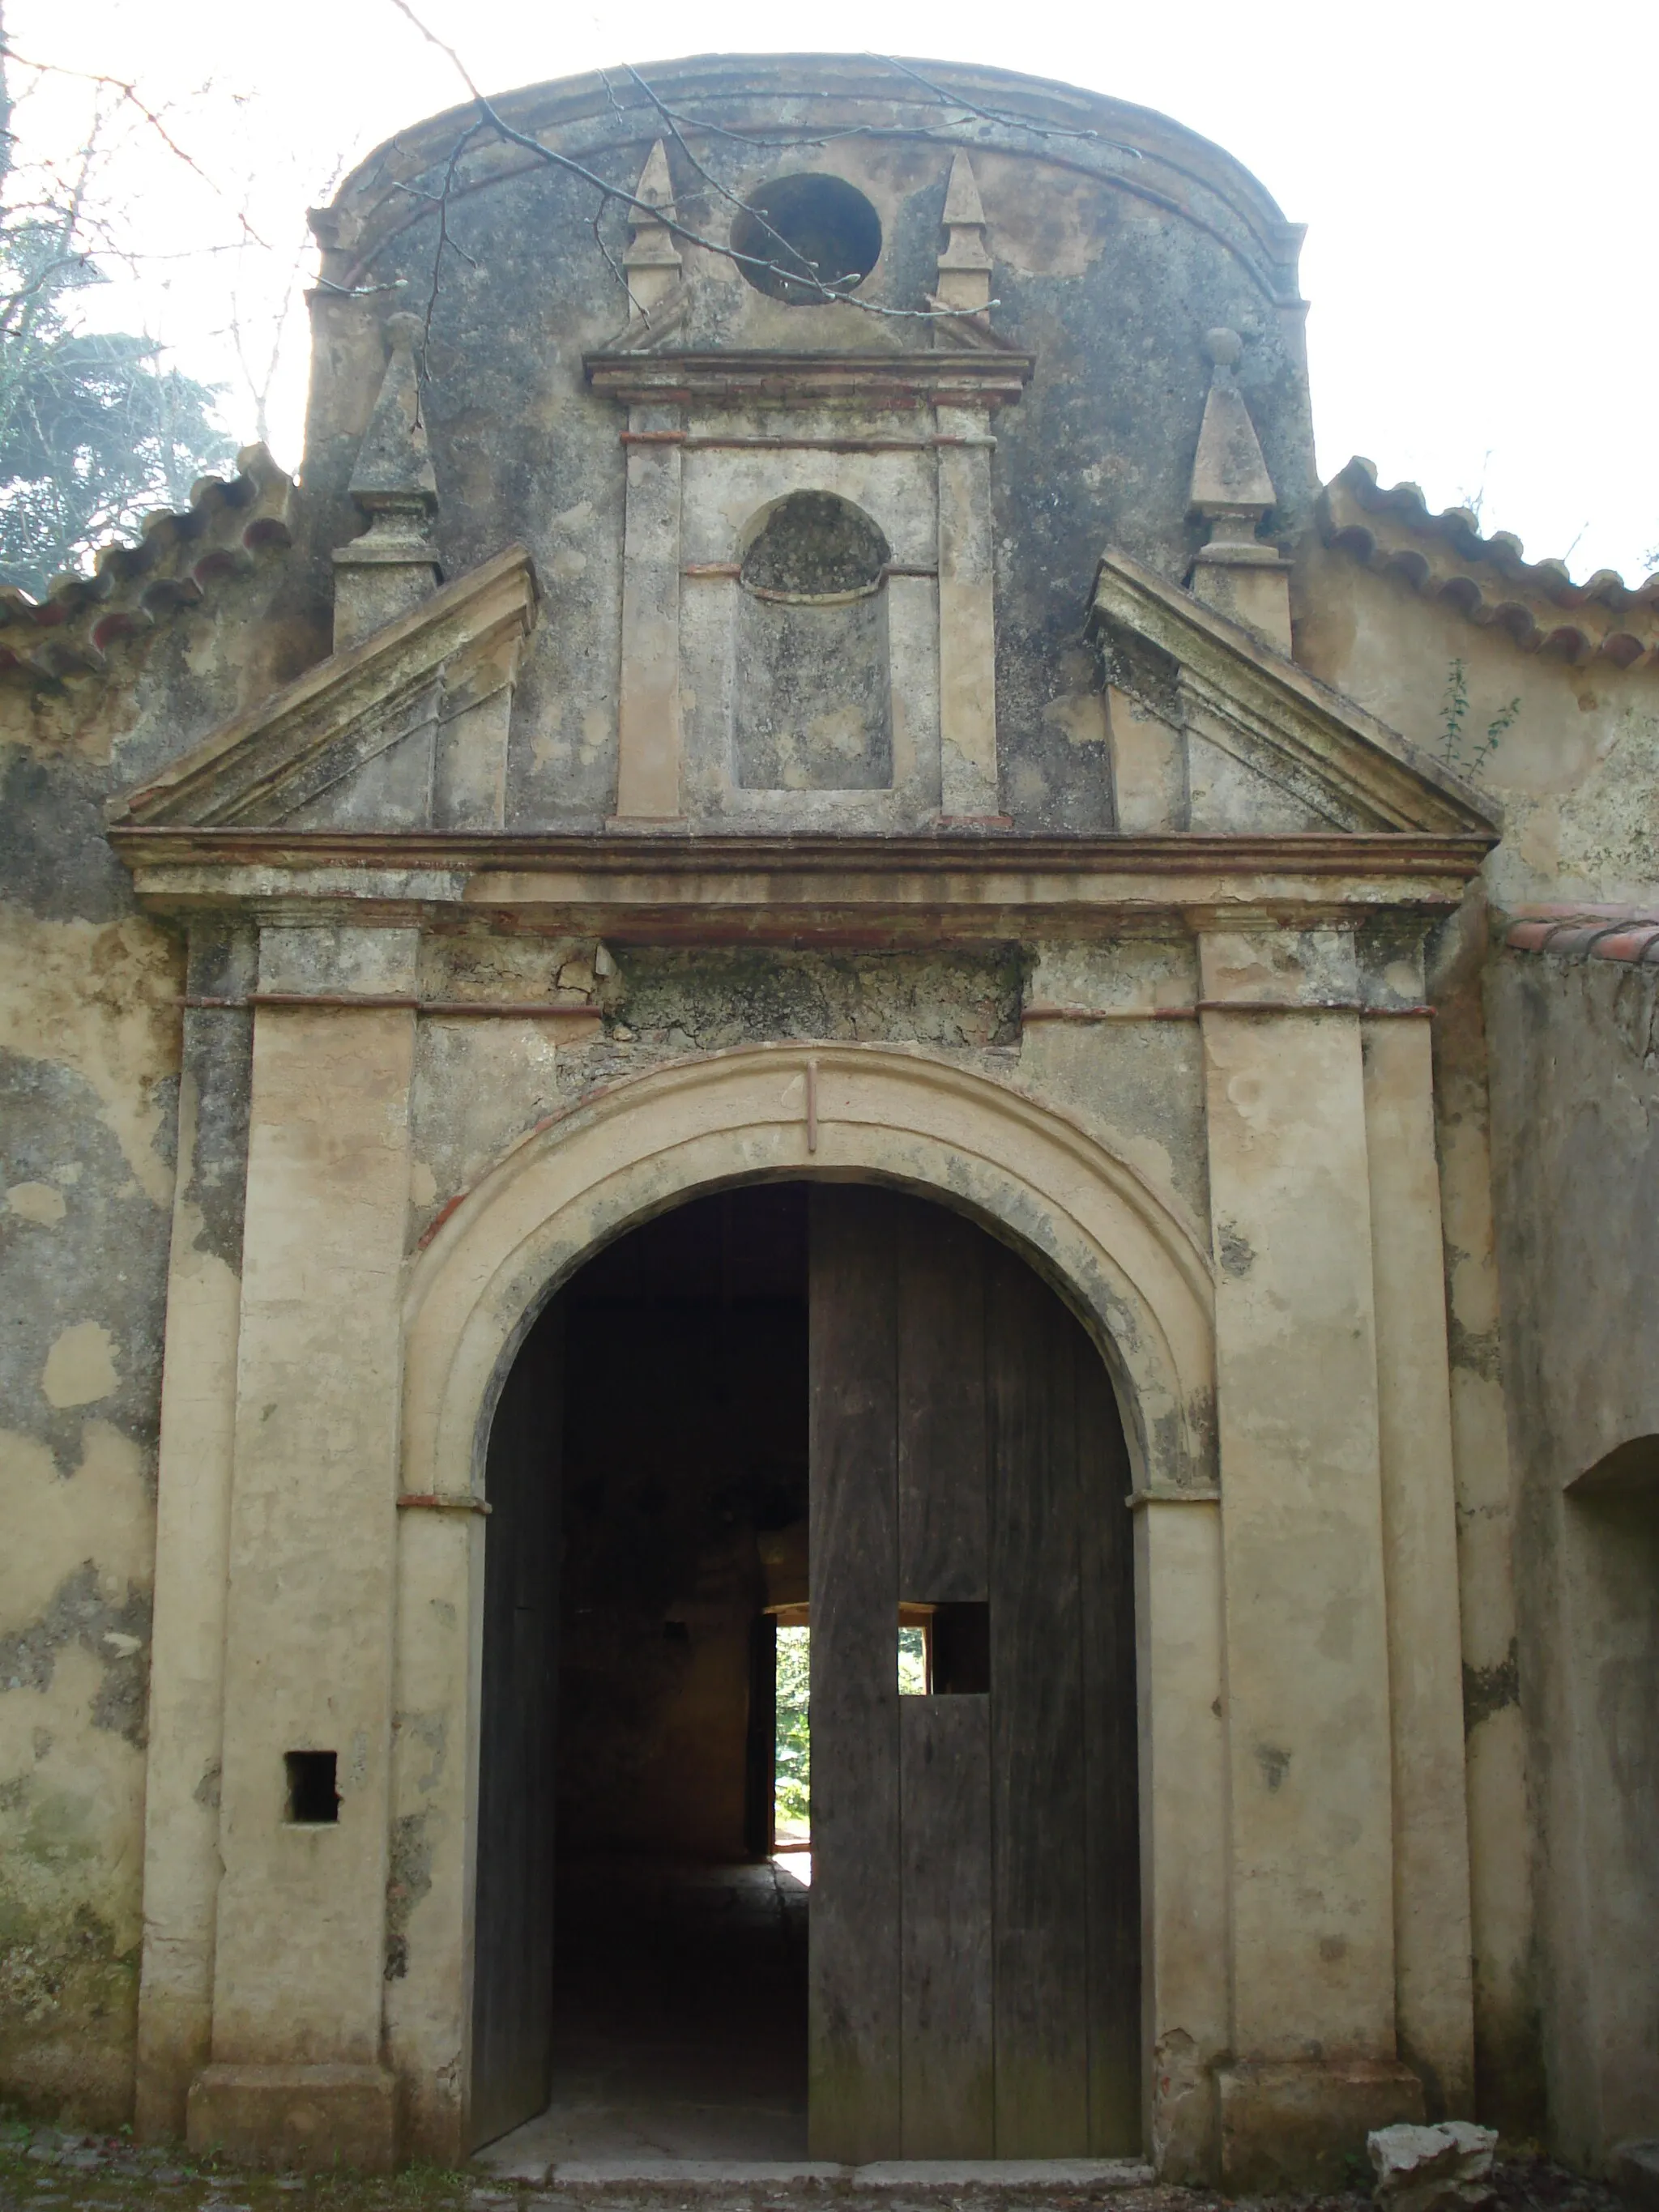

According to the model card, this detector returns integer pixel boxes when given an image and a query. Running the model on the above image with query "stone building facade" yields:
[1,53,1654,2189]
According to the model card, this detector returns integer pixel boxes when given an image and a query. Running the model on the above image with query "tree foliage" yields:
[774,1625,811,1830]
[0,19,234,599]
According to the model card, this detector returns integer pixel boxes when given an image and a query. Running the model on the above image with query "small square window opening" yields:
[284,1749,339,1825]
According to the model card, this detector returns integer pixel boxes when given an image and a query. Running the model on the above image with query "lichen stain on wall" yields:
[0,1426,155,2120]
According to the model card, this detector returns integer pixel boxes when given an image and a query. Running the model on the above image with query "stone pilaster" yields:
[187,926,418,2171]
[1359,942,1476,2116]
[612,404,684,823]
[936,405,1001,820]
[1134,1494,1228,2179]
[1199,924,1422,2188]
[134,924,257,2139]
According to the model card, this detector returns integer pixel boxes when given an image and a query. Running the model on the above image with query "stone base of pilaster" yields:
[1216,2058,1424,2191]
[186,2064,396,2172]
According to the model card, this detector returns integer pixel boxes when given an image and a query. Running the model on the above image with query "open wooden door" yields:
[808,1187,1139,2160]
[470,1297,564,2150]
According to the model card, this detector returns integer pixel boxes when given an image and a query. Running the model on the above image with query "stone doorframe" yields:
[394,1046,1218,2167]
[118,832,1483,2184]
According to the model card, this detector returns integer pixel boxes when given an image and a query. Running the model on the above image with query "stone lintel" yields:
[186,2062,396,2172]
[585,349,1034,411]
[109,831,1492,948]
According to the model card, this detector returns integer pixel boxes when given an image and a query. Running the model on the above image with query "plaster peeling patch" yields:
[1216,1221,1256,1277]
[0,1420,153,1636]
[0,1560,151,1745]
[384,1809,433,1982]
[0,908,181,1208]
[41,1322,117,1409]
[1041,692,1109,749]
[975,152,1110,275]
[548,547,587,583]
[6,1181,66,1225]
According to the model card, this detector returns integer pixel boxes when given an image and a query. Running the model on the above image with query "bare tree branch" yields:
[379,0,1009,323]
[0,40,273,247]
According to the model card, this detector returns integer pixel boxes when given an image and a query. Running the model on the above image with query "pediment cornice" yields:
[1091,547,1503,837]
[107,546,539,831]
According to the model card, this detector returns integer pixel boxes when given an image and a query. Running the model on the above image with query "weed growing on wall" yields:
[1439,657,1519,780]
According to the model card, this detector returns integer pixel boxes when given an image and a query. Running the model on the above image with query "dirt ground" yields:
[0,2118,1635,2212]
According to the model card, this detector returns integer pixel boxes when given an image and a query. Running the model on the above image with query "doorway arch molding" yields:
[401,1040,1217,1505]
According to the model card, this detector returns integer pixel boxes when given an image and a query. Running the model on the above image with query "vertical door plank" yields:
[1077,1349,1143,2152]
[471,1297,563,2149]
[988,1251,1091,2155]
[900,1694,995,2155]
[808,1187,902,2160]
[897,1197,995,2154]
[897,1200,988,1604]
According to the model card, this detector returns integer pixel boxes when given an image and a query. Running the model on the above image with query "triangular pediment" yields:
[107,547,539,830]
[1090,548,1501,835]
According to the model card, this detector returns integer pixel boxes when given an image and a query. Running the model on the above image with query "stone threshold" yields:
[529,2158,1154,2190]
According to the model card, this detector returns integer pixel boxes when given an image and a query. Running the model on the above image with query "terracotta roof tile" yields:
[1318,458,1659,672]
[1503,906,1659,966]
[0,444,293,687]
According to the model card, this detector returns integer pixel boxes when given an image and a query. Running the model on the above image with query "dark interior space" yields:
[471,1178,1141,2167]
[481,1183,814,2163]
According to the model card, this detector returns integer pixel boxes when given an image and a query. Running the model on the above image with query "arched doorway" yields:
[468,1178,1141,2163]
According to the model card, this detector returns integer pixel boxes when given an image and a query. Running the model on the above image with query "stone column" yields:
[1199,926,1422,2189]
[612,405,684,823]
[186,926,417,2172]
[1360,947,1475,2117]
[135,924,257,2139]
[935,405,1001,820]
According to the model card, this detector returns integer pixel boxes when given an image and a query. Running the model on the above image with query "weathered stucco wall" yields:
[0,480,311,2122]
[1485,943,1659,2169]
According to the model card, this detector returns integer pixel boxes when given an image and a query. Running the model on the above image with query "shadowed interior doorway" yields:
[470,1180,1141,2167]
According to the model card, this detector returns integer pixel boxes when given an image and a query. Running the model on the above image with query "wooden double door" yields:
[470,1183,1140,2157]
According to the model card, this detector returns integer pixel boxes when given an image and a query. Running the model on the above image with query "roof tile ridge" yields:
[0,444,295,687]
[1501,902,1659,965]
[1328,456,1659,615]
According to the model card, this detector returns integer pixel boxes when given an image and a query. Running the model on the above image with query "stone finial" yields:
[935,149,993,318]
[349,312,437,509]
[1189,327,1277,521]
[333,312,441,650]
[622,139,683,321]
[1186,327,1291,651]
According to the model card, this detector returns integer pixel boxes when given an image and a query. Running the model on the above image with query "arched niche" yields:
[735,492,893,791]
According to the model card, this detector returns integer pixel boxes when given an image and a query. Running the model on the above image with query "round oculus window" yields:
[730,173,882,305]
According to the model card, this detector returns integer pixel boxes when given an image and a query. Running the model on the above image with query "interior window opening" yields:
[898,1606,932,1694]
[773,1617,812,1868]
[730,173,882,303]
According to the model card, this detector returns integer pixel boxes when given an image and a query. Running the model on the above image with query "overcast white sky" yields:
[9,0,1656,581]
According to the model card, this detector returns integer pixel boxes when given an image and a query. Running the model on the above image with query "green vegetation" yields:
[0,29,234,597]
[1437,657,1519,782]
[774,1624,811,1827]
